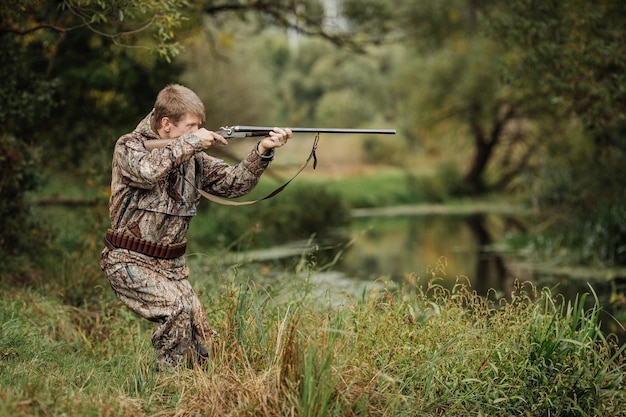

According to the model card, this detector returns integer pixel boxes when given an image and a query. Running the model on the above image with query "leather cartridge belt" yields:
[104,229,186,259]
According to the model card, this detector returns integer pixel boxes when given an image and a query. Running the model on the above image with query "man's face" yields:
[161,113,202,139]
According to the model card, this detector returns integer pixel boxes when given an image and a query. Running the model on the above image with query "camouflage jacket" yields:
[103,112,272,267]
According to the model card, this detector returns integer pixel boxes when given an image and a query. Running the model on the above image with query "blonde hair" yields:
[153,84,205,129]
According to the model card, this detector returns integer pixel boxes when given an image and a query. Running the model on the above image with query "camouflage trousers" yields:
[100,249,214,371]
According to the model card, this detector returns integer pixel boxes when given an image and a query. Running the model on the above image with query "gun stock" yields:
[144,126,396,151]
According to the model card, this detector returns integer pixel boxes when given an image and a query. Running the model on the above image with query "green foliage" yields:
[314,89,375,126]
[361,136,406,166]
[583,204,626,266]
[486,0,626,149]
[45,28,183,172]
[343,0,547,195]
[257,185,352,244]
[0,35,57,275]
[2,0,190,61]
[523,290,613,414]
[0,136,51,275]
[484,1,626,264]
[539,202,626,268]
[191,183,352,250]
[177,32,278,128]
[343,0,470,47]
[65,0,190,60]
[412,162,466,203]
[252,36,395,127]
[531,123,626,265]
[0,0,187,268]
[0,34,58,139]
[0,287,164,416]
[319,170,430,208]
[404,38,501,126]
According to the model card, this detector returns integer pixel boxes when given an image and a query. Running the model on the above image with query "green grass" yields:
[2,253,625,416]
[5,167,622,416]
[300,168,430,207]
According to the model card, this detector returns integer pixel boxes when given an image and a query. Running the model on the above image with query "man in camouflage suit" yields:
[100,84,292,370]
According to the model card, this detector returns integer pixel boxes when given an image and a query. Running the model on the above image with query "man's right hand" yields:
[194,128,228,149]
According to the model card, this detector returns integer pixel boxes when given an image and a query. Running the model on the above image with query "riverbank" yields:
[1,263,624,416]
[351,202,529,218]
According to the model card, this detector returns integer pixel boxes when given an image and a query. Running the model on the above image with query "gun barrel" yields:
[227,126,396,136]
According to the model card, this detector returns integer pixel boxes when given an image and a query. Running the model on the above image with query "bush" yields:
[578,203,626,266]
[533,138,626,266]
[361,136,406,166]
[0,136,51,276]
[190,183,352,250]
[412,161,465,203]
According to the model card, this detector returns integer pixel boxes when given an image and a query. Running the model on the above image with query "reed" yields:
[1,259,625,416]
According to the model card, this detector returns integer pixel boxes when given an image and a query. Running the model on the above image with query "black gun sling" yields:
[186,133,319,206]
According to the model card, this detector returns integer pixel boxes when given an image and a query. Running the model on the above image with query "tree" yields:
[0,0,364,273]
[200,0,359,49]
[484,0,626,265]
[486,0,626,151]
[342,0,625,201]
[398,36,547,194]
[342,0,546,195]
[0,0,192,272]
[0,0,189,58]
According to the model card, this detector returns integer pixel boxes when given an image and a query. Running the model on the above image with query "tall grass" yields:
[1,256,625,416]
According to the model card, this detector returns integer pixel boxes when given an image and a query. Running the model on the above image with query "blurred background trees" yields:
[344,0,625,264]
[487,1,626,265]
[1,0,624,271]
[1,0,189,270]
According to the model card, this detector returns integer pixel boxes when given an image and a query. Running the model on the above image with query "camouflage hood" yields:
[134,111,160,141]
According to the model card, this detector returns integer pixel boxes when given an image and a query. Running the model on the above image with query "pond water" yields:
[299,210,625,339]
[304,210,528,297]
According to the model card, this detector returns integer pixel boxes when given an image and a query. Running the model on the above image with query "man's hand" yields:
[194,128,228,149]
[258,128,292,154]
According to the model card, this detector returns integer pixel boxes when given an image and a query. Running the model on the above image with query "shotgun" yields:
[143,125,396,205]
[144,125,396,151]
[218,125,396,138]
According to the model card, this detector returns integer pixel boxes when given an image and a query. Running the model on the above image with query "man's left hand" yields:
[258,128,292,154]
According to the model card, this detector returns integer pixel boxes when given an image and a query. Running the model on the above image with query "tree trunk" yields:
[464,101,492,194]
[463,102,515,194]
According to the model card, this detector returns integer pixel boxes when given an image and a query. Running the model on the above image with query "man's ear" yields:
[161,117,172,133]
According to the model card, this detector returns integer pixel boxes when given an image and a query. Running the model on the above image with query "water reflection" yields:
[334,213,526,295]
[320,212,624,342]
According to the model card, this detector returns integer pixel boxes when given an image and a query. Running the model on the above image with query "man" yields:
[100,84,292,371]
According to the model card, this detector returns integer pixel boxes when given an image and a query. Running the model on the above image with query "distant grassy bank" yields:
[1,258,625,416]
